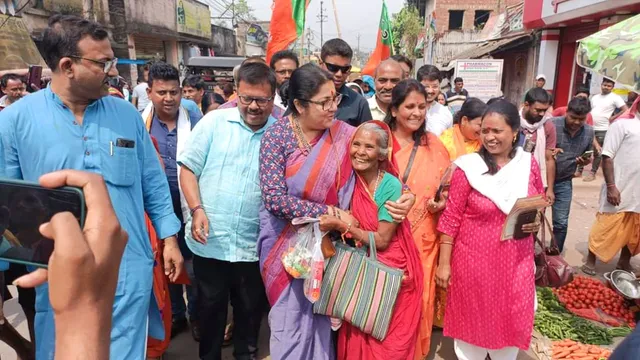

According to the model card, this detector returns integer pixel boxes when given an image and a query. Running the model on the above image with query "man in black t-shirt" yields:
[319,39,372,126]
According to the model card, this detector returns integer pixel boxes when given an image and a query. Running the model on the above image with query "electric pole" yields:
[317,1,328,46]
[306,28,313,62]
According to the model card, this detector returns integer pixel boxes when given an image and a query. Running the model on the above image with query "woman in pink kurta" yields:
[435,100,545,360]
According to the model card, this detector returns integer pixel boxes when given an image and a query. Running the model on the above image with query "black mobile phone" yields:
[116,138,135,148]
[27,65,42,92]
[0,179,86,268]
[512,210,538,240]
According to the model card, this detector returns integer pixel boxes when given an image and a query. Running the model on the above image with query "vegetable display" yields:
[535,287,633,345]
[554,276,636,328]
[551,339,612,360]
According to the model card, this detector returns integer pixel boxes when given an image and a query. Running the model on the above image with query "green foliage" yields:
[233,0,256,22]
[391,5,423,59]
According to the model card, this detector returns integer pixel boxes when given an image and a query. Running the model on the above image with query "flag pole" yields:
[300,27,305,64]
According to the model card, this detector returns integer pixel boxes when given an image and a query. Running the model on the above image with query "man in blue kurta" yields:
[0,15,183,359]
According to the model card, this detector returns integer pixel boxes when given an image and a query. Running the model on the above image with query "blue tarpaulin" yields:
[118,59,149,65]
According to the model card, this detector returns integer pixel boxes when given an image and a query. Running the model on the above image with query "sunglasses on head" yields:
[324,62,352,74]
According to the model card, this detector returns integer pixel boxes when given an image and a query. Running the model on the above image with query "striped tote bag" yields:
[313,233,403,341]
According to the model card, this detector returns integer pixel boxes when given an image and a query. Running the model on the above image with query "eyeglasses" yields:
[323,62,352,74]
[300,94,343,111]
[69,55,118,73]
[238,94,274,107]
[275,69,295,76]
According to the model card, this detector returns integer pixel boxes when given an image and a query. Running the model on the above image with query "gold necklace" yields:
[290,116,312,152]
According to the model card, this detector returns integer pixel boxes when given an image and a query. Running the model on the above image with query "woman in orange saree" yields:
[438,98,487,161]
[384,80,451,359]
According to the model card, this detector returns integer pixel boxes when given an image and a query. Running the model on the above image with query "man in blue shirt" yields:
[320,39,373,127]
[178,62,276,360]
[0,15,183,359]
[141,62,201,341]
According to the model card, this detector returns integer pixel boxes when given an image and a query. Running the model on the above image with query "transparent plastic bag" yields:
[304,240,324,303]
[282,218,323,279]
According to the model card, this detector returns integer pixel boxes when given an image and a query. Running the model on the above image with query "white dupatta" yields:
[454,147,532,215]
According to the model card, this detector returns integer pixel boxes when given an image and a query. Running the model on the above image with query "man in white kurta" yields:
[584,112,640,274]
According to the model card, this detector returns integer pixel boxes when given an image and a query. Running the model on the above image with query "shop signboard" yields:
[246,24,268,46]
[453,59,504,102]
[177,0,212,39]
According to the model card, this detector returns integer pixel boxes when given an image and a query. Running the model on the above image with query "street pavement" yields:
[2,172,637,359]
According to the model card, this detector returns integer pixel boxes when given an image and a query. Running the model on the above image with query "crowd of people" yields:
[0,13,639,360]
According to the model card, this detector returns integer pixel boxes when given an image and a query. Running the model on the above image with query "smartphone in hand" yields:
[27,65,43,92]
[0,179,86,268]
[581,150,594,159]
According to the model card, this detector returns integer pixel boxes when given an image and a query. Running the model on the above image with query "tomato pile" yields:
[554,276,636,328]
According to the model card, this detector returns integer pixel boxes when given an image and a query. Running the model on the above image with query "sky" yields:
[238,0,405,52]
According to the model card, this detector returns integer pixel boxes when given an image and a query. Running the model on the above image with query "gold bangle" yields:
[440,241,454,246]
[341,222,352,237]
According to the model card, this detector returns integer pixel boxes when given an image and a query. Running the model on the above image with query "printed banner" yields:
[177,0,212,39]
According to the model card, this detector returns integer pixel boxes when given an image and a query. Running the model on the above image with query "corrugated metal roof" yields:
[444,32,534,67]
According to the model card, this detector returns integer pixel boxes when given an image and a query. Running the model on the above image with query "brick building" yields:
[411,0,522,34]
[411,0,540,104]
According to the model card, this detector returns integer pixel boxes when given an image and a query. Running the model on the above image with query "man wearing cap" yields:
[536,74,547,88]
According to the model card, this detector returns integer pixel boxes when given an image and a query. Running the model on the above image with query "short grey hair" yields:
[360,122,390,158]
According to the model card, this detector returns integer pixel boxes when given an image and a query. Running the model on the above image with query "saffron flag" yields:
[362,1,394,76]
[266,0,310,64]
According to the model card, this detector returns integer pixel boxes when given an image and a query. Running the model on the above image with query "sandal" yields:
[581,264,596,276]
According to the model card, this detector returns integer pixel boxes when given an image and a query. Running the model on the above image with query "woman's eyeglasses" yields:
[237,94,274,107]
[300,94,343,111]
